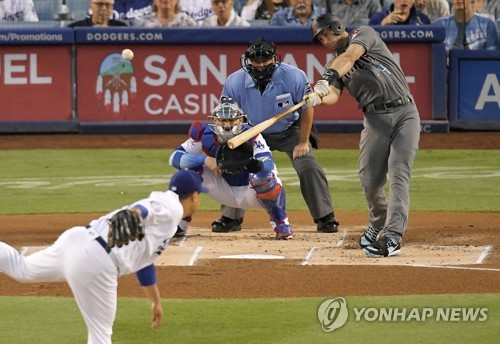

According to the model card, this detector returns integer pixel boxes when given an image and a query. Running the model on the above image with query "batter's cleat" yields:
[211,216,243,233]
[274,223,294,240]
[359,225,382,248]
[363,236,401,257]
[316,213,339,233]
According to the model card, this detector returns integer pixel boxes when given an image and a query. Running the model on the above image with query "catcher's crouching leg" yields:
[250,171,293,240]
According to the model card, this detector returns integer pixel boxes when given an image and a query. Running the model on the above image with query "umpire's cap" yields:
[311,14,346,42]
[244,37,276,62]
[169,169,208,195]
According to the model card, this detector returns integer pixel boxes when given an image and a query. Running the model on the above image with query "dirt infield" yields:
[0,132,499,298]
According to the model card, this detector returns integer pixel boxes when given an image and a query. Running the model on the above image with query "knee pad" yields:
[250,171,281,199]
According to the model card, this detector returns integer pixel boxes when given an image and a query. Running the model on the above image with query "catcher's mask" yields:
[311,14,345,42]
[241,37,281,93]
[208,97,247,142]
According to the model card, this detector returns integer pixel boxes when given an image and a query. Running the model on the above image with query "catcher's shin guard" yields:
[250,171,288,226]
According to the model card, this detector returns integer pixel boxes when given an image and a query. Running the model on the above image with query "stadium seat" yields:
[34,0,58,20]
[0,20,62,28]
[249,20,271,27]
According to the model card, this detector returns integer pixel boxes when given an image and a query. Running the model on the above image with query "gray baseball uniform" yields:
[329,26,420,240]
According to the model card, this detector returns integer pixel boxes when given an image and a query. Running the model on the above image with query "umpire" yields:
[218,37,339,234]
[306,14,421,257]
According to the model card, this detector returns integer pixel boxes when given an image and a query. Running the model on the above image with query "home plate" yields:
[219,254,285,259]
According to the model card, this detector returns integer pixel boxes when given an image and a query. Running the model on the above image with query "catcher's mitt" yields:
[216,141,253,171]
[107,209,145,249]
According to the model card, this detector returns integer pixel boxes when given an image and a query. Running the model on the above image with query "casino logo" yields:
[96,53,137,118]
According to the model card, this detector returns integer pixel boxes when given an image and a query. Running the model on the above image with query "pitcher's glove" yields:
[107,209,145,249]
[216,141,257,172]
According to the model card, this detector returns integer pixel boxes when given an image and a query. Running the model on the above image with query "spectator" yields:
[0,0,39,21]
[270,0,326,26]
[112,0,153,25]
[135,0,197,27]
[434,0,499,51]
[318,0,382,26]
[241,0,289,20]
[180,0,213,24]
[68,0,128,27]
[219,38,340,234]
[369,0,431,25]
[414,0,450,22]
[473,0,499,21]
[202,0,250,26]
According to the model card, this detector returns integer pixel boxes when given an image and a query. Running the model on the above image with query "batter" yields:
[306,14,421,257]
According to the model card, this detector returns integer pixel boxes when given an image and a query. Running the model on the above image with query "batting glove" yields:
[304,92,322,107]
[313,80,331,98]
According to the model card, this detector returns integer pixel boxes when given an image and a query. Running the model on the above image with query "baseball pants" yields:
[0,227,118,344]
[359,103,421,239]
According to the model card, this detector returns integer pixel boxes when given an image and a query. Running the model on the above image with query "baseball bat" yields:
[227,100,307,149]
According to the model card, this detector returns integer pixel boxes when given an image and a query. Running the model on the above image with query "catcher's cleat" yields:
[274,223,294,240]
[359,225,382,248]
[211,216,243,233]
[173,226,186,237]
[173,217,191,237]
[363,236,401,257]
[316,213,339,233]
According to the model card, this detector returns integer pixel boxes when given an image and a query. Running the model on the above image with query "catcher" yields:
[0,169,208,343]
[169,97,294,240]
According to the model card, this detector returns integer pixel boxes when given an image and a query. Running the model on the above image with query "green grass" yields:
[0,149,499,214]
[0,294,498,343]
[0,148,499,343]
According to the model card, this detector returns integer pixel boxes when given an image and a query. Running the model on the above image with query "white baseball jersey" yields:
[87,190,183,275]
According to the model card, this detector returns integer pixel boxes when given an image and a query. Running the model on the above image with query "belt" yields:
[363,96,412,113]
[86,225,111,254]
[95,236,111,254]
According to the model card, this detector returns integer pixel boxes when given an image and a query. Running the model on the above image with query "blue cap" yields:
[169,169,209,194]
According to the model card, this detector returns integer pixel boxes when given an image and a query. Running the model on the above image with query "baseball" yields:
[121,48,134,61]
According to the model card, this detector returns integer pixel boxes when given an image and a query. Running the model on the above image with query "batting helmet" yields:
[311,14,346,42]
[208,97,247,142]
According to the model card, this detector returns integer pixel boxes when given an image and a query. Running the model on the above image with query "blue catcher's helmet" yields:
[208,97,247,142]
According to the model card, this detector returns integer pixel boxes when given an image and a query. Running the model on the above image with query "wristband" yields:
[321,68,340,86]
